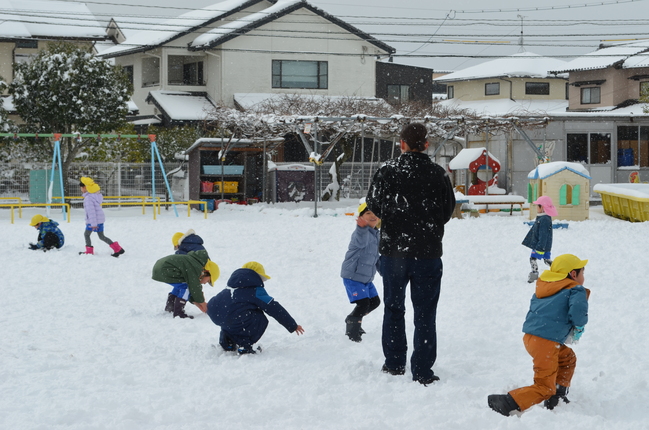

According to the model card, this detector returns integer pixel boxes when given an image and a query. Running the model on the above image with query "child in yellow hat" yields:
[207,262,304,354]
[340,200,381,342]
[488,254,590,416]
[79,177,125,257]
[28,214,65,251]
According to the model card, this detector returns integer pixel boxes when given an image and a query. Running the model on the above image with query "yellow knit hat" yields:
[29,214,50,226]
[204,260,220,286]
[539,254,588,282]
[242,261,271,280]
[80,177,100,193]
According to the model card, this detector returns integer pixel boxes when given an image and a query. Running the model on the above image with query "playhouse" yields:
[448,147,505,195]
[527,161,591,221]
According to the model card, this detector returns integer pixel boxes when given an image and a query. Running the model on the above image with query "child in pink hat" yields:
[522,196,557,283]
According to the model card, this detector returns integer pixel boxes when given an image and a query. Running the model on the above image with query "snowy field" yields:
[1,201,648,430]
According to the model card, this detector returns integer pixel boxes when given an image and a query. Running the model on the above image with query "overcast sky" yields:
[80,0,649,71]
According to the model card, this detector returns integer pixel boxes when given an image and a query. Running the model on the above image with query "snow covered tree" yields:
[8,42,131,191]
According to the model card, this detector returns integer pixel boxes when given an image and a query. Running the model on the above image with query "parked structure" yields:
[527,162,591,221]
[375,62,434,105]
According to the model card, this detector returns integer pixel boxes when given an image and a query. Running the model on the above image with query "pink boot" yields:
[109,242,125,258]
[79,246,94,255]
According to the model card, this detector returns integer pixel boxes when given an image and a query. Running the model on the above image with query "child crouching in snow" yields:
[152,250,220,319]
[207,262,304,354]
[488,254,590,416]
[340,201,381,342]
[28,214,64,251]
[172,229,205,255]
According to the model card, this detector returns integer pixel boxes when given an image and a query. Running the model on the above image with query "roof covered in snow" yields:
[448,147,500,171]
[145,91,217,122]
[528,161,591,180]
[233,93,390,110]
[0,0,105,40]
[100,0,394,58]
[435,53,568,83]
[437,98,569,117]
[550,40,649,73]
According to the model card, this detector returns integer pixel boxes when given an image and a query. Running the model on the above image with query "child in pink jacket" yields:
[79,176,125,257]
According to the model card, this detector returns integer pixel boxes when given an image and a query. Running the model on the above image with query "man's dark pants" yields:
[381,256,443,381]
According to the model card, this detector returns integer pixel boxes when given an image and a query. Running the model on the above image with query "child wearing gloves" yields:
[488,254,590,416]
[28,214,65,251]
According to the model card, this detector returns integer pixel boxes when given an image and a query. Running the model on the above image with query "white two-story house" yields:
[99,0,395,126]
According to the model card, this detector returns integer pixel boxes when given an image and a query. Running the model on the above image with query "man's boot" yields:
[173,297,193,319]
[164,293,175,313]
[345,316,362,342]
[544,385,570,410]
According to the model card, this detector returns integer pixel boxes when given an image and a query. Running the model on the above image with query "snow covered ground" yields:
[2,201,648,429]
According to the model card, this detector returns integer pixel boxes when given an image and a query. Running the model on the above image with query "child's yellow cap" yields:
[242,261,271,280]
[539,254,588,282]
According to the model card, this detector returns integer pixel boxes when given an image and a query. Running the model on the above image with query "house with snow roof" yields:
[99,0,395,126]
[0,0,108,117]
[527,161,591,221]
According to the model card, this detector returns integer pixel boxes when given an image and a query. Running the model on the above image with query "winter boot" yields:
[79,246,94,255]
[164,293,175,313]
[345,316,363,342]
[488,394,520,416]
[109,242,125,258]
[544,385,570,410]
[527,271,538,283]
[172,297,193,319]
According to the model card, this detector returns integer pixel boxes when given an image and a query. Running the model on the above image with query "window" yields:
[618,125,649,167]
[15,40,37,49]
[641,81,649,98]
[447,85,454,99]
[525,82,550,95]
[527,183,538,203]
[168,56,204,86]
[272,60,328,89]
[14,53,37,65]
[142,57,160,87]
[559,184,581,205]
[485,82,500,96]
[122,65,134,86]
[566,82,570,100]
[580,87,600,104]
[567,132,611,164]
[387,85,410,103]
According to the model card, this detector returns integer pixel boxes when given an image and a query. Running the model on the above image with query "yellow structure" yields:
[594,183,649,222]
[527,162,591,221]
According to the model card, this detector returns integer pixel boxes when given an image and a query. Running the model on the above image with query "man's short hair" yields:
[400,123,428,152]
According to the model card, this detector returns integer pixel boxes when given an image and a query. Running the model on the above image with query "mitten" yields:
[572,326,585,342]
[29,243,39,250]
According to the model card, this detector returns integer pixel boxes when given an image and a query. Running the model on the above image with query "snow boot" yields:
[544,385,570,410]
[527,271,538,283]
[381,364,405,375]
[79,246,94,255]
[164,293,175,313]
[173,297,193,319]
[488,394,520,416]
[345,316,362,342]
[109,242,125,258]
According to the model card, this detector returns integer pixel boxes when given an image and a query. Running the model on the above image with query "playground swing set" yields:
[0,132,208,223]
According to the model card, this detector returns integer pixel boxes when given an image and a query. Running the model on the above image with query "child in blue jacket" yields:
[488,254,590,416]
[340,201,381,342]
[28,214,65,251]
[207,262,304,354]
[522,196,557,283]
[172,229,205,255]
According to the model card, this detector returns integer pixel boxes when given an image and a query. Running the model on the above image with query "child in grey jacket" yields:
[340,201,381,342]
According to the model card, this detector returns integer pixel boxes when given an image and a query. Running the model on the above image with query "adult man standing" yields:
[366,122,455,385]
